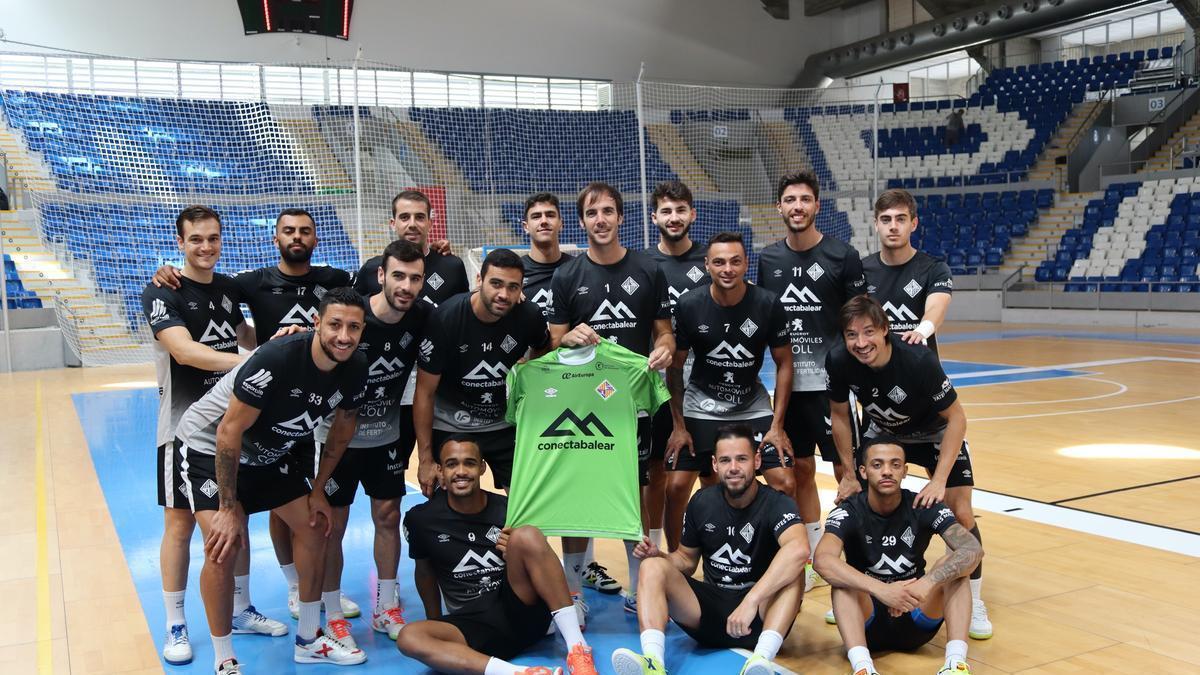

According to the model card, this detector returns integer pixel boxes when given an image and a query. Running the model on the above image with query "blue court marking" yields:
[939,329,1200,346]
[756,358,1087,392]
[74,388,746,674]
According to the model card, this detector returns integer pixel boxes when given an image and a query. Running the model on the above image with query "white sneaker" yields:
[324,617,359,650]
[232,605,288,637]
[572,592,589,631]
[334,593,361,619]
[371,606,406,641]
[969,599,993,639]
[294,629,367,665]
[804,561,826,592]
[215,657,243,674]
[288,585,300,620]
[162,624,192,665]
[739,653,774,675]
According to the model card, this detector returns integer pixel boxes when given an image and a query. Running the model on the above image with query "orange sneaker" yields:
[566,643,599,675]
[514,667,562,675]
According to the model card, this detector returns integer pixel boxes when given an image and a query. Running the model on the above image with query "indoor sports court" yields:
[2,1,1199,673]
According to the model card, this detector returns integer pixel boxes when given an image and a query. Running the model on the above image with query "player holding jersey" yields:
[756,171,866,582]
[664,231,792,552]
[311,239,429,644]
[142,206,273,665]
[415,248,551,494]
[397,436,598,675]
[643,180,710,555]
[814,437,983,675]
[862,189,953,353]
[612,424,807,675]
[520,192,573,318]
[548,181,674,610]
[826,294,991,638]
[173,288,369,673]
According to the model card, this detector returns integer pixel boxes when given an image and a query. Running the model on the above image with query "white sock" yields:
[322,590,344,622]
[211,632,235,668]
[624,539,640,594]
[377,577,398,610]
[564,551,586,594]
[232,575,250,615]
[280,563,299,587]
[649,528,664,550]
[484,657,522,675]
[298,600,321,641]
[584,538,595,566]
[848,645,873,673]
[163,589,186,629]
[970,578,983,603]
[551,604,586,651]
[753,629,784,661]
[640,628,666,663]
[945,639,968,666]
[806,522,822,561]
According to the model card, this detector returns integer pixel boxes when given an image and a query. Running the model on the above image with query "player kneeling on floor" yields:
[611,423,807,675]
[813,437,983,675]
[396,436,598,675]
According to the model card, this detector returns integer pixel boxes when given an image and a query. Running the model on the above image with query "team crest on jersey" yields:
[904,279,923,297]
[399,332,413,349]
[686,266,704,283]
[901,526,915,548]
[485,526,503,544]
[806,263,825,281]
[596,379,616,400]
[313,285,327,300]
[740,318,758,337]
[328,390,343,408]
[500,335,518,353]
[739,523,755,543]
[887,386,907,404]
[427,273,444,290]
[621,276,640,295]
[221,295,233,313]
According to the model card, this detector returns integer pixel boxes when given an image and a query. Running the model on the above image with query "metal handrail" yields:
[1064,88,1111,157]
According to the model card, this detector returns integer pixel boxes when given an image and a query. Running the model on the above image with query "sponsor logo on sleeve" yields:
[241,368,273,395]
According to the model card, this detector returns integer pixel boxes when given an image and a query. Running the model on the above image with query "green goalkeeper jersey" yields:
[505,340,670,539]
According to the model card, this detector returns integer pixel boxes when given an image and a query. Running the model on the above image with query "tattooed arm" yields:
[926,522,984,586]
[205,397,261,563]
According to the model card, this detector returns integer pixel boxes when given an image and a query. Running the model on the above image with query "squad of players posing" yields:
[149,177,988,674]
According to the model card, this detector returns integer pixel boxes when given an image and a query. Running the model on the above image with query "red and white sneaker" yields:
[324,618,359,650]
[566,643,599,675]
[294,629,366,665]
[371,606,406,640]
[215,657,242,674]
[514,667,562,675]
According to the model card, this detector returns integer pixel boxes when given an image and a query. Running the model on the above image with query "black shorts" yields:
[773,390,838,467]
[317,440,410,508]
[865,597,943,651]
[677,577,786,650]
[649,403,672,462]
[674,415,775,477]
[431,579,551,661]
[432,427,516,490]
[291,439,321,480]
[634,415,653,487]
[158,442,191,510]
[878,438,975,488]
[176,442,310,514]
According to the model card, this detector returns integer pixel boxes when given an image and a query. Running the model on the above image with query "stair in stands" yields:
[0,120,56,193]
[1142,106,1200,172]
[1027,100,1102,184]
[1000,191,1097,275]
[644,124,720,194]
[0,210,147,362]
[392,120,469,190]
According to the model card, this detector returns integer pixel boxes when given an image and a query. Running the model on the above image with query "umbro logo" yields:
[707,341,754,360]
[779,284,820,305]
[882,301,919,322]
[541,410,613,438]
[590,299,636,321]
[464,361,509,380]
[199,320,236,343]
[280,304,319,325]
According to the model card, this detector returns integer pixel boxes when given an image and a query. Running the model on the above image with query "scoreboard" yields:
[238,0,354,40]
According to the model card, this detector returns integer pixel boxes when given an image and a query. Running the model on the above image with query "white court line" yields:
[970,394,1200,422]
[813,465,1200,557]
[949,355,1200,380]
[962,377,1128,407]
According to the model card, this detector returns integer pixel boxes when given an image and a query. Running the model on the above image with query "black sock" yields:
[969,524,982,580]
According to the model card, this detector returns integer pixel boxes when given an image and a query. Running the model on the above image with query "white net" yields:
[0,54,883,366]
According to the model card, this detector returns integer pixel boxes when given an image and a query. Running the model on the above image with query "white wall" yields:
[0,0,884,87]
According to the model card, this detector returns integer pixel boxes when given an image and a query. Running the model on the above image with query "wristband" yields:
[914,320,935,339]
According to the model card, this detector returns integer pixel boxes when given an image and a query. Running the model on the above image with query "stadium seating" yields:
[1,91,315,195]
[1047,177,1200,292]
[3,255,42,309]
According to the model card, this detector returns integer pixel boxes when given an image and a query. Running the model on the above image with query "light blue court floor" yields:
[75,388,748,674]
